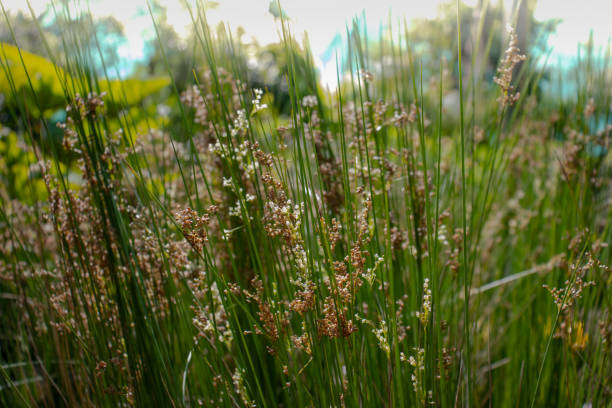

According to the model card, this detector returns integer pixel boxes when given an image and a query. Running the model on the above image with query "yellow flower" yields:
[572,321,588,351]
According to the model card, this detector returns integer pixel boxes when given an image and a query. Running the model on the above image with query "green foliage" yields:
[0,128,45,202]
[0,42,67,113]
[99,77,171,108]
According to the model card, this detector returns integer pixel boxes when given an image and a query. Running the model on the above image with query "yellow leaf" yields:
[0,42,68,98]
[98,77,170,106]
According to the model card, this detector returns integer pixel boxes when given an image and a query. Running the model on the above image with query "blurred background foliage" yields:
[0,0,602,204]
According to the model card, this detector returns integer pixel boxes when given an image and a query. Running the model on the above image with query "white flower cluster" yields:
[228,202,241,218]
[232,368,256,408]
[437,224,449,246]
[251,88,267,114]
[415,278,432,326]
[364,254,384,285]
[231,109,249,137]
[373,319,390,356]
[302,95,317,108]
[192,281,233,347]
[407,347,425,394]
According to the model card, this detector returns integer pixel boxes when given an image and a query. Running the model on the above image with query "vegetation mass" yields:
[0,1,611,407]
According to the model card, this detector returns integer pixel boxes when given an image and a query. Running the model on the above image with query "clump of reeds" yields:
[0,1,610,407]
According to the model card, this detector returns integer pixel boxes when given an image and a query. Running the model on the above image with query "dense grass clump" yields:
[0,1,611,407]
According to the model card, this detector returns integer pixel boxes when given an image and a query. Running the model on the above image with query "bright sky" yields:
[3,0,611,85]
